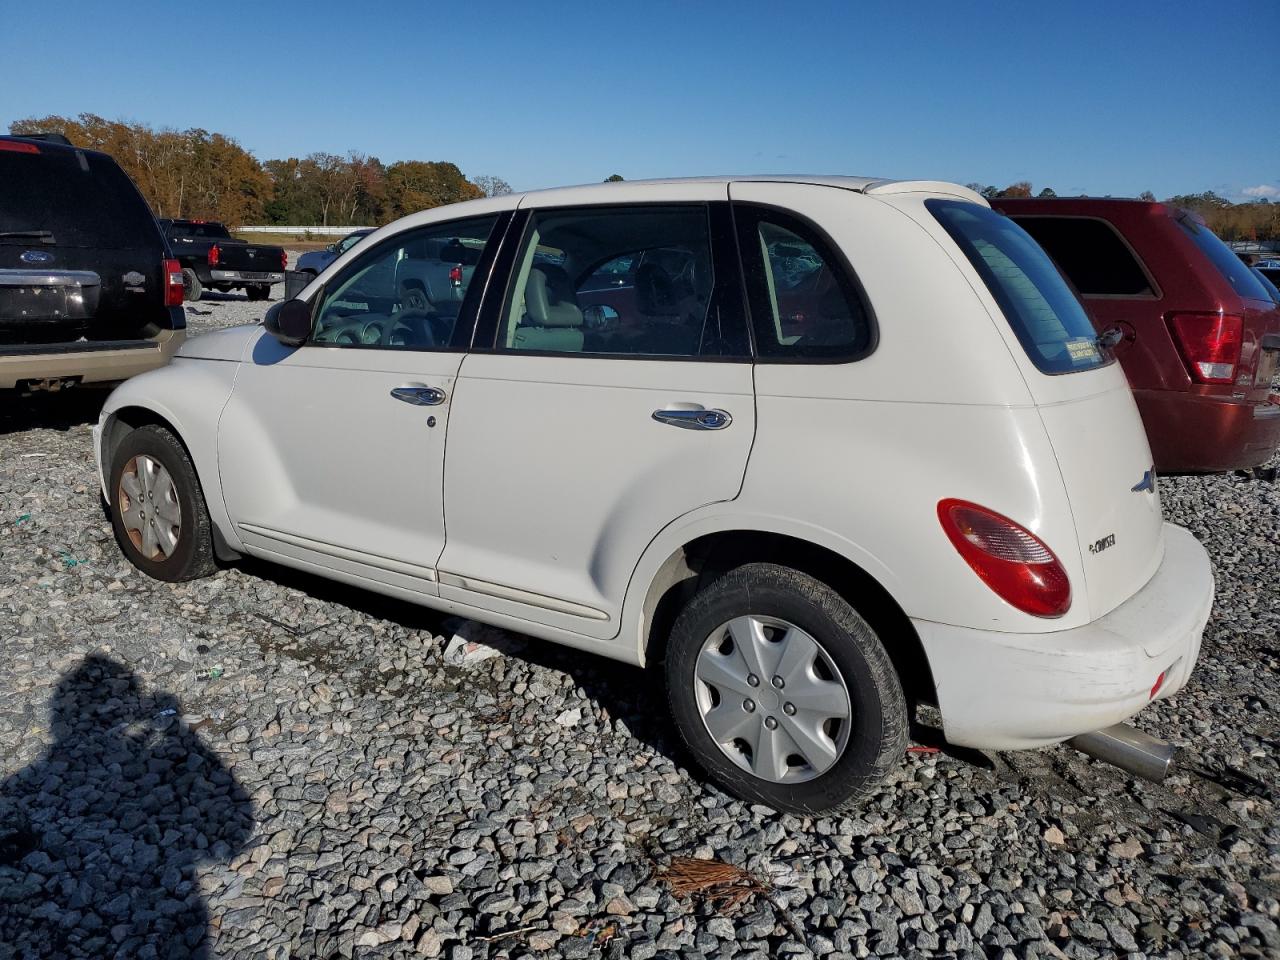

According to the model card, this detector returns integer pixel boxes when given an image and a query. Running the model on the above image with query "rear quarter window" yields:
[0,148,161,250]
[928,200,1108,375]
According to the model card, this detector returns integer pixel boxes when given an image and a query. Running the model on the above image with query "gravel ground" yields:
[0,290,1277,959]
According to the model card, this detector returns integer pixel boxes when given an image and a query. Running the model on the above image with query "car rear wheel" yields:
[109,425,216,582]
[665,562,907,814]
[181,268,202,302]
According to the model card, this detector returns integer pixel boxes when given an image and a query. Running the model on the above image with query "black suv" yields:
[0,135,185,392]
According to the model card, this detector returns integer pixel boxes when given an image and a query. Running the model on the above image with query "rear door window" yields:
[928,200,1108,374]
[1175,215,1273,303]
[0,147,161,250]
[1011,216,1154,297]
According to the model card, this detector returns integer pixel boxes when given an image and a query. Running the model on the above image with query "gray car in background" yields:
[294,229,375,279]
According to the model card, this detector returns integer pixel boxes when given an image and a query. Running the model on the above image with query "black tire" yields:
[108,425,216,582]
[181,268,202,302]
[246,284,271,301]
[665,563,907,814]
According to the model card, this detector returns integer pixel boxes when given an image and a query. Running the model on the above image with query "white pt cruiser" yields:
[94,176,1215,814]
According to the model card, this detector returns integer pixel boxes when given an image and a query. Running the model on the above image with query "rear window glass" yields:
[1176,216,1273,303]
[0,147,161,249]
[928,200,1107,374]
[166,222,232,240]
[1012,216,1154,297]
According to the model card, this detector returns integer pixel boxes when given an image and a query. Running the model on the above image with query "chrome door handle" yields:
[390,385,447,406]
[652,407,732,430]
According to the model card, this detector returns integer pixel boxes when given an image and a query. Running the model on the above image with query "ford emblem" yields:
[20,250,53,264]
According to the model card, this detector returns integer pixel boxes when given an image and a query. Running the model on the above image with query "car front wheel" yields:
[665,562,907,814]
[109,425,216,582]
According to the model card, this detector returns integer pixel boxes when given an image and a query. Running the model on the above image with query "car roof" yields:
[511,174,981,203]
[0,134,107,160]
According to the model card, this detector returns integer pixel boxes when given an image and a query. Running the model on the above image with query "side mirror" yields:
[264,298,312,347]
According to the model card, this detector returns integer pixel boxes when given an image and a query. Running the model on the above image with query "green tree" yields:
[1037,187,1057,198]
[604,174,625,182]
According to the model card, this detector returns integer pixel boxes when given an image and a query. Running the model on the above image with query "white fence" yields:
[238,225,365,237]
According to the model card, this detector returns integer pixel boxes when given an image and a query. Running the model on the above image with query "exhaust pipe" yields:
[1068,723,1176,782]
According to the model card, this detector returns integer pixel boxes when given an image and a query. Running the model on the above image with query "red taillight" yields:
[938,499,1071,618]
[0,141,40,154]
[448,265,463,285]
[280,249,288,270]
[1169,313,1242,384]
[164,258,184,307]
[208,244,220,267]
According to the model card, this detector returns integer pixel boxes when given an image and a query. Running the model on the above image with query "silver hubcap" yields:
[694,616,852,784]
[118,454,181,561]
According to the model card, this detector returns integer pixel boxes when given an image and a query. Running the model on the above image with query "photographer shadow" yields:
[0,655,253,959]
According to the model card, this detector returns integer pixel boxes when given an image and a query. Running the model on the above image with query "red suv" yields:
[993,198,1280,473]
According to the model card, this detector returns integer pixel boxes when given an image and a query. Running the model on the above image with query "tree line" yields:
[9,114,512,227]
[9,116,1276,241]
[967,181,1280,241]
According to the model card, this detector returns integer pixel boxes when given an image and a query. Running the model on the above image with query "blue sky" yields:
[1,0,1276,200]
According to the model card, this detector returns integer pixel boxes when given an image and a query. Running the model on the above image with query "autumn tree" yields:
[383,161,483,218]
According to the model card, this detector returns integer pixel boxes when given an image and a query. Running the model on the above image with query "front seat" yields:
[512,267,584,352]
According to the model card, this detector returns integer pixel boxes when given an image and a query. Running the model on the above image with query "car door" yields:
[437,192,756,642]
[218,212,509,596]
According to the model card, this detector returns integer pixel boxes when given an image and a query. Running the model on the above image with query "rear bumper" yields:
[0,328,184,390]
[210,270,284,284]
[1136,388,1280,472]
[913,523,1213,750]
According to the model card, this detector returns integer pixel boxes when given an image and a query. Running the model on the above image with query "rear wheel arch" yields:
[640,529,937,711]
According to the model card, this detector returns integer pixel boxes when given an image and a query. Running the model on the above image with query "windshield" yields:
[928,199,1108,374]
[0,148,161,249]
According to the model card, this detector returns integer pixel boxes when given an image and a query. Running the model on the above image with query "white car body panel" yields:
[91,175,1215,753]
[218,332,460,596]
[438,353,754,640]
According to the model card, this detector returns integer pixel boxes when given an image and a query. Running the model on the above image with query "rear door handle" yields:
[652,407,732,430]
[391,385,447,406]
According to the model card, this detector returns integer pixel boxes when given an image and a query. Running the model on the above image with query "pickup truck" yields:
[160,219,285,301]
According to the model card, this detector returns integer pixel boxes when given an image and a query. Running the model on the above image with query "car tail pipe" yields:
[1068,723,1176,782]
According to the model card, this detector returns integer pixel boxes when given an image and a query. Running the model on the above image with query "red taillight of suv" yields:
[1169,313,1242,385]
[938,499,1071,618]
[280,250,288,270]
[207,244,220,267]
[164,259,184,307]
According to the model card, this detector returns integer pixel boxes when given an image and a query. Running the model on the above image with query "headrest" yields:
[636,262,678,315]
[525,267,583,328]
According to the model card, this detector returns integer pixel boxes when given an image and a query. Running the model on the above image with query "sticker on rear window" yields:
[1065,337,1101,364]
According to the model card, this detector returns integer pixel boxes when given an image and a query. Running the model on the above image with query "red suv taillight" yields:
[938,499,1071,618]
[280,249,288,270]
[208,244,220,267]
[1169,313,1242,385]
[164,258,184,307]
